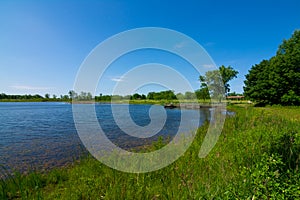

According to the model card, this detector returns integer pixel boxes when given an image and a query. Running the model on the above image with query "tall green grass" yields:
[1,106,299,199]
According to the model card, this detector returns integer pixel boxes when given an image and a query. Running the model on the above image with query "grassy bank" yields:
[1,106,299,199]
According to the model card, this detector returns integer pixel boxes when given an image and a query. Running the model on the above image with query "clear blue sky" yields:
[0,0,299,96]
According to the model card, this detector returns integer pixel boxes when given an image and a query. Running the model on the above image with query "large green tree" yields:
[147,90,176,100]
[199,65,238,100]
[219,65,239,94]
[195,88,210,101]
[244,30,300,105]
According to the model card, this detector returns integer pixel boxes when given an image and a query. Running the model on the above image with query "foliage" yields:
[147,90,177,100]
[77,92,93,101]
[0,93,71,102]
[199,65,238,101]
[244,30,300,105]
[226,153,300,199]
[95,93,112,101]
[0,93,44,100]
[130,93,146,100]
[183,91,196,100]
[195,88,210,101]
[219,65,239,94]
[68,90,77,99]
[68,91,93,101]
[227,91,244,96]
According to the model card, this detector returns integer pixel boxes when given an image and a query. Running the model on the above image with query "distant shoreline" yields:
[0,100,230,110]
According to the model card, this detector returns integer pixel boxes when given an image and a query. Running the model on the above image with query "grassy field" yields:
[1,106,299,199]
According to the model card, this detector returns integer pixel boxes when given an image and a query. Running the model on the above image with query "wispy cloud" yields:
[10,85,54,90]
[111,77,124,82]
[203,42,216,47]
[173,41,187,50]
[202,64,215,69]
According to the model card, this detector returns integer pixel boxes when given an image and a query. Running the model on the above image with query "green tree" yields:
[146,90,176,100]
[219,65,239,94]
[244,30,300,105]
[61,95,69,101]
[199,65,238,101]
[77,92,93,101]
[195,88,210,101]
[0,93,8,99]
[68,90,77,100]
[202,70,224,101]
[141,94,146,99]
[131,93,142,100]
[86,92,93,100]
[184,91,196,100]
[111,95,123,101]
[147,92,155,100]
[123,95,131,100]
[176,93,185,100]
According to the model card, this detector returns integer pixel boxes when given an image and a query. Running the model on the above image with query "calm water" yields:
[0,102,211,174]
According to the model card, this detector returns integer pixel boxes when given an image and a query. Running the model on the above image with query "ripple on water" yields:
[0,102,215,175]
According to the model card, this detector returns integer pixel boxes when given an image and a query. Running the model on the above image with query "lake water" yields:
[0,102,212,175]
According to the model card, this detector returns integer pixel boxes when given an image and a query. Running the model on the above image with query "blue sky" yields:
[0,0,299,96]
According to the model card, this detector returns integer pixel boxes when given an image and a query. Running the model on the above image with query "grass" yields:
[1,106,299,199]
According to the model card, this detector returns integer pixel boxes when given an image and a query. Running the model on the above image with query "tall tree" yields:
[219,65,239,94]
[199,65,238,100]
[68,90,77,100]
[244,30,300,105]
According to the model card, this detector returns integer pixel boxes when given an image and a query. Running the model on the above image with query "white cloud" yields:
[10,85,54,90]
[173,41,187,50]
[202,64,215,69]
[111,77,124,82]
[204,42,216,47]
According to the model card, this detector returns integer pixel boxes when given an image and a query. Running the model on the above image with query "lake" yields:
[0,102,212,175]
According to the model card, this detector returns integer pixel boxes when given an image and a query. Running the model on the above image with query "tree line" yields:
[96,90,208,101]
[0,89,225,102]
[0,93,44,100]
[0,93,70,101]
